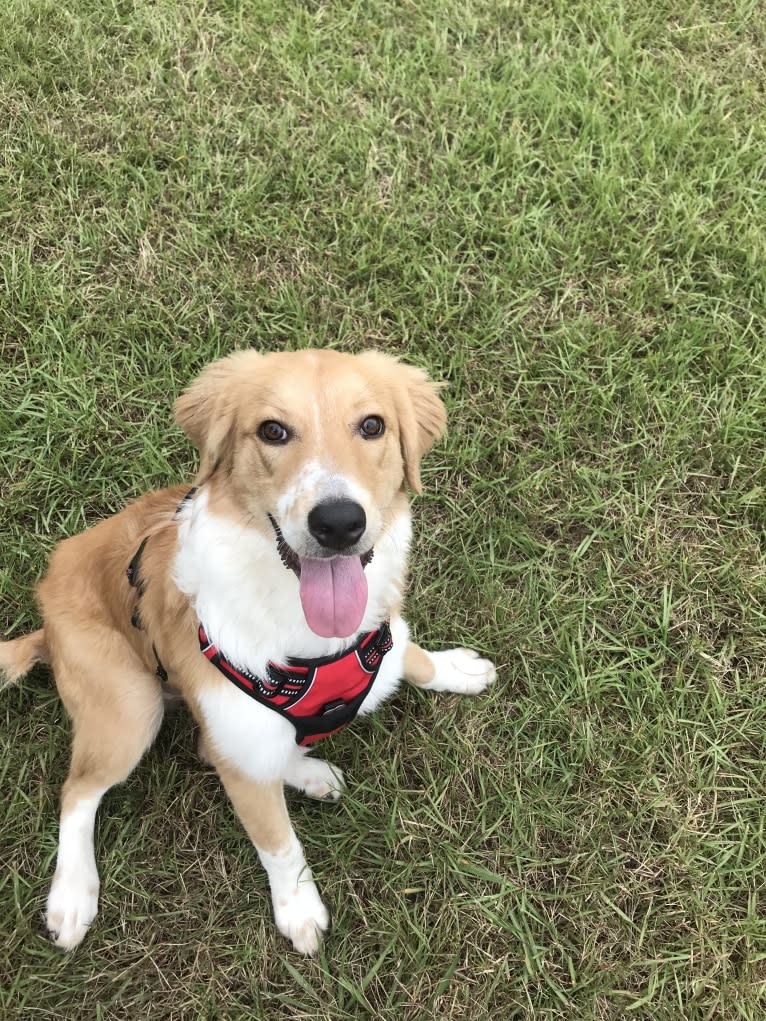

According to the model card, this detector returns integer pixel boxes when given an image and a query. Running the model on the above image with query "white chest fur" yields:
[172,491,411,776]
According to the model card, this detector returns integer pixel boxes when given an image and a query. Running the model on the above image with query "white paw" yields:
[273,879,330,955]
[46,867,100,951]
[284,756,345,802]
[423,648,496,695]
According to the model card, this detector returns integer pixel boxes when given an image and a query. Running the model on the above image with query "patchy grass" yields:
[2,0,766,1017]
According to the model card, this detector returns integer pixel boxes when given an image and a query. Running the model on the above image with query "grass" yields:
[1,0,766,1016]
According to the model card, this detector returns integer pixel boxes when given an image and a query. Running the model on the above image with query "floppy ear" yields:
[393,363,447,494]
[174,352,258,481]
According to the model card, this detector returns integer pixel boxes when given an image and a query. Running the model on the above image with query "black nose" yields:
[307,500,366,551]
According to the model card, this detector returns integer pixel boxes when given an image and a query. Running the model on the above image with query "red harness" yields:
[126,515,392,746]
[198,622,393,745]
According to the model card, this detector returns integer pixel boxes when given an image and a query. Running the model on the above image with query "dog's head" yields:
[174,349,446,638]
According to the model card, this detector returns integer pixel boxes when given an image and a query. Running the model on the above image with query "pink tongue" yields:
[299,556,369,638]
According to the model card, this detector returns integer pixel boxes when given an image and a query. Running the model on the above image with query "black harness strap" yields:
[126,535,168,683]
[153,646,168,683]
[175,486,198,516]
[126,537,149,592]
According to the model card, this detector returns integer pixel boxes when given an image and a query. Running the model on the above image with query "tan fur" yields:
[0,628,48,687]
[0,348,451,953]
[402,642,437,687]
[212,762,292,855]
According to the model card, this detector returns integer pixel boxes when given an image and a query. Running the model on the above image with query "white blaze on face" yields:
[275,459,327,524]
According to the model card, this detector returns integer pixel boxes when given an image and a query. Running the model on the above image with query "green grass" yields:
[2,0,766,1016]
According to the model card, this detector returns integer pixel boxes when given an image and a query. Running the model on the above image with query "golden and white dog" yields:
[0,349,495,955]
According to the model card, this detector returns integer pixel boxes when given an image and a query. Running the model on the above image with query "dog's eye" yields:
[258,420,290,444]
[359,415,385,439]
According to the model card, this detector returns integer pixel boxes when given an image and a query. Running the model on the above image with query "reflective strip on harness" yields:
[198,622,393,746]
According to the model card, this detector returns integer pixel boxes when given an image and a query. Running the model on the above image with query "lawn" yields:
[1,0,766,1017]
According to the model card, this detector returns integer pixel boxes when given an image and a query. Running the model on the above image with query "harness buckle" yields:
[320,699,347,716]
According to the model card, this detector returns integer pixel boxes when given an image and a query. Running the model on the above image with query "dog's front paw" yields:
[284,756,345,802]
[46,867,100,951]
[273,880,330,955]
[423,648,496,695]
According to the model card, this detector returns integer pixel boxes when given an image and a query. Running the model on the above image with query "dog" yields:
[0,348,496,955]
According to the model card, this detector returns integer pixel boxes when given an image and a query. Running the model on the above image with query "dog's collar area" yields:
[198,620,393,746]
[268,514,301,575]
[267,514,374,577]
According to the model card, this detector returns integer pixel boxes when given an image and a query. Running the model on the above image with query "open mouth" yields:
[268,515,374,639]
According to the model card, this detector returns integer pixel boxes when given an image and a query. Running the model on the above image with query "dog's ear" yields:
[174,353,258,481]
[391,362,447,494]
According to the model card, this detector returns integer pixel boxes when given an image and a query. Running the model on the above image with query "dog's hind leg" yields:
[45,635,164,951]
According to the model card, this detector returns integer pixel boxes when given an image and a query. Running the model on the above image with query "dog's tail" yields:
[0,629,48,689]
